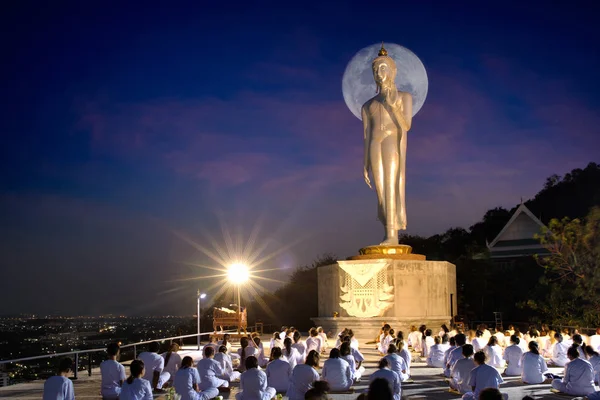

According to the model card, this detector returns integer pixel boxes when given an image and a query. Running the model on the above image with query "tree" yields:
[527,207,600,326]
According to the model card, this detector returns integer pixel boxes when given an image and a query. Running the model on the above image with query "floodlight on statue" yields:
[227,263,249,284]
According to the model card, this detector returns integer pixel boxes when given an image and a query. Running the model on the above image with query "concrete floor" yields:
[0,342,577,399]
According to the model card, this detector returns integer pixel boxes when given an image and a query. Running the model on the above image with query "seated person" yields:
[100,343,126,400]
[449,344,476,394]
[138,342,170,391]
[120,360,153,400]
[43,358,74,400]
[197,346,229,391]
[174,356,219,400]
[383,344,409,381]
[427,336,448,368]
[214,345,241,382]
[551,345,595,396]
[237,356,276,400]
[265,347,292,393]
[502,335,523,376]
[462,351,504,400]
[321,348,352,391]
[369,358,401,400]
[521,341,548,384]
[287,350,320,400]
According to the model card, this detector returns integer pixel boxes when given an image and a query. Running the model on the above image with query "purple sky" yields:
[1,1,599,315]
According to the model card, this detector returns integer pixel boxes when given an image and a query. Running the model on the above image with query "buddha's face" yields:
[374,62,390,85]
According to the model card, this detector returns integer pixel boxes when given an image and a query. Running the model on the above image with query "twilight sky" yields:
[1,1,598,316]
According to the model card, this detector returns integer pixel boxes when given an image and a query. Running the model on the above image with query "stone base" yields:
[311,316,452,345]
[313,258,457,344]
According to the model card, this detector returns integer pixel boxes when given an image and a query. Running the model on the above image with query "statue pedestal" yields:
[311,259,457,342]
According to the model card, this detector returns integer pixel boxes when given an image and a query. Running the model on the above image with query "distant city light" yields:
[227,263,249,284]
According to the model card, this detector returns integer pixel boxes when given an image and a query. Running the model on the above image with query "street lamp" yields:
[227,263,249,333]
[197,291,207,350]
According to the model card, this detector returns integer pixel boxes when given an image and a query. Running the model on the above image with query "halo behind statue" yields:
[342,42,428,120]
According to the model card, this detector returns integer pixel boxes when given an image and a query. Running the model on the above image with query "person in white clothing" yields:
[471,330,486,353]
[282,338,302,370]
[422,329,435,358]
[462,351,504,400]
[322,348,353,391]
[343,335,365,370]
[573,334,588,359]
[237,356,276,400]
[590,328,600,352]
[340,342,364,382]
[138,342,170,391]
[378,326,393,355]
[305,328,321,355]
[279,326,288,341]
[449,344,475,394]
[100,343,126,400]
[217,334,233,357]
[584,344,600,385]
[197,346,229,391]
[503,335,524,376]
[287,350,320,400]
[252,336,269,368]
[174,356,219,400]
[270,331,284,350]
[120,360,153,400]
[265,347,292,393]
[237,337,260,372]
[369,358,401,400]
[396,339,412,377]
[521,341,548,384]
[443,336,457,374]
[162,343,182,382]
[551,345,595,396]
[551,333,570,367]
[407,326,422,353]
[205,336,220,355]
[427,336,449,368]
[43,358,75,400]
[384,344,409,381]
[292,331,306,364]
[317,327,329,353]
[215,345,241,382]
[445,333,467,378]
[484,336,504,369]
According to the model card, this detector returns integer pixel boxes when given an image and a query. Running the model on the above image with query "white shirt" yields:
[266,359,292,392]
[350,337,360,350]
[292,341,306,362]
[322,358,352,391]
[553,341,570,366]
[378,334,393,354]
[384,353,408,381]
[451,358,476,394]
[173,367,201,400]
[590,334,600,352]
[521,351,548,384]
[587,355,600,384]
[119,378,153,400]
[341,354,358,379]
[162,351,182,377]
[237,346,259,371]
[351,347,365,363]
[43,376,75,400]
[100,359,126,398]
[239,368,271,400]
[305,337,321,354]
[559,357,595,396]
[369,368,401,400]
[422,336,435,357]
[484,345,504,368]
[427,344,448,368]
[214,352,234,376]
[270,338,283,350]
[503,344,524,376]
[407,331,422,351]
[282,347,302,370]
[287,364,319,400]
[137,352,164,382]
[196,358,225,390]
[471,337,486,353]
[398,347,411,375]
[467,364,503,399]
[446,346,465,371]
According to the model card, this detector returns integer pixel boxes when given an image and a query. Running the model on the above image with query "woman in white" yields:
[174,356,219,400]
[237,337,260,373]
[449,344,476,394]
[383,344,409,381]
[305,328,321,354]
[340,342,363,381]
[100,343,126,400]
[120,360,153,400]
[427,336,449,368]
[322,348,352,391]
[551,333,570,367]
[292,331,306,364]
[197,346,229,391]
[484,336,504,369]
[471,330,486,353]
[378,326,393,355]
[214,345,241,382]
[396,339,411,377]
[282,338,302,369]
[269,332,283,350]
[287,350,320,400]
[584,345,600,384]
[521,341,548,384]
[422,329,435,358]
[237,356,276,400]
[162,343,182,382]
[551,345,595,396]
[252,337,269,368]
[462,351,504,400]
[407,326,422,353]
[265,347,291,393]
[369,358,401,400]
[543,330,557,358]
[317,327,329,353]
[503,335,524,376]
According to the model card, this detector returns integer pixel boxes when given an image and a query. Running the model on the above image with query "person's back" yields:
[384,352,408,381]
[100,359,126,399]
[552,340,569,366]
[555,357,595,395]
[265,358,292,392]
[287,363,319,400]
[468,363,503,398]
[450,357,476,393]
[322,357,352,390]
[162,345,182,377]
[521,351,547,384]
[43,358,74,400]
[369,368,401,400]
[239,356,276,400]
[138,344,167,389]
[120,377,153,400]
[503,343,523,376]
[427,343,447,368]
[484,345,504,368]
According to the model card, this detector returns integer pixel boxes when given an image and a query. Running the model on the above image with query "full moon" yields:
[342,43,428,120]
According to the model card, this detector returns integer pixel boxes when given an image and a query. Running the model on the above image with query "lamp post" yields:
[197,291,207,350]
[227,263,249,334]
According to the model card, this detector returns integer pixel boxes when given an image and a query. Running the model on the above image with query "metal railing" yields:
[0,330,231,381]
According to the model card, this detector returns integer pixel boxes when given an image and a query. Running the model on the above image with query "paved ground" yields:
[0,340,575,399]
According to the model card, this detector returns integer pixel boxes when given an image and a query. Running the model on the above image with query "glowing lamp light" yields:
[200,293,207,299]
[228,263,249,284]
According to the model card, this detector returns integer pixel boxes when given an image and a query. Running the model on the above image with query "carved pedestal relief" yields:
[338,261,394,317]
